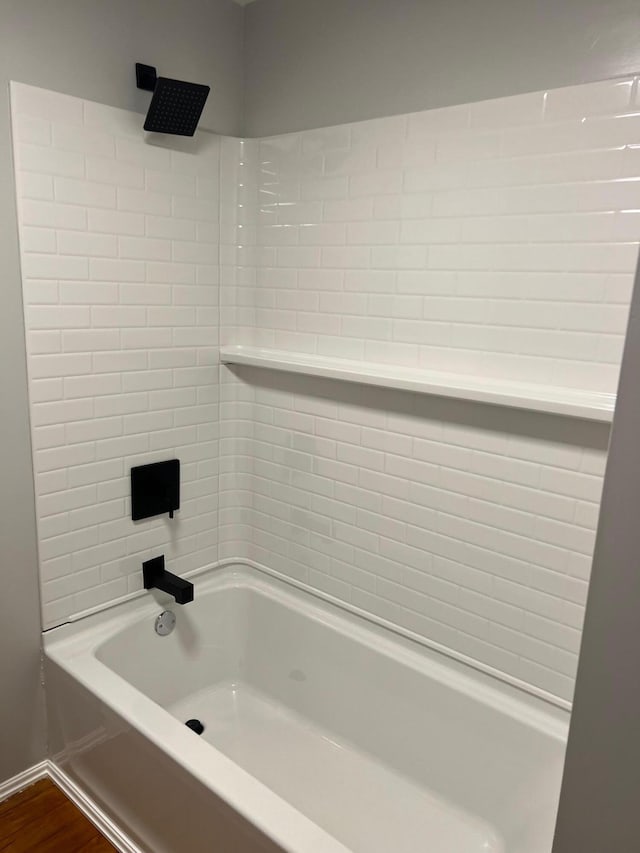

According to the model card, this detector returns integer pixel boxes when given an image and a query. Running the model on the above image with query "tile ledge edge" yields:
[219,345,615,423]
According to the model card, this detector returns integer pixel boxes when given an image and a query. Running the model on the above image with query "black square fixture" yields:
[131,459,180,521]
[135,63,210,137]
[144,77,210,136]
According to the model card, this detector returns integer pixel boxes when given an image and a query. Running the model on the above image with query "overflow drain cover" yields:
[185,718,205,735]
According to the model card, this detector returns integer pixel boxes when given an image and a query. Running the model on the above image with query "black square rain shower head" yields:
[136,63,210,136]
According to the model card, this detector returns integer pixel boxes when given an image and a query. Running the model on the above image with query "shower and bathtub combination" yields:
[9,62,640,851]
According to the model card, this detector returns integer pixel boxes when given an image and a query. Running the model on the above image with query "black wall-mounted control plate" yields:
[131,459,180,521]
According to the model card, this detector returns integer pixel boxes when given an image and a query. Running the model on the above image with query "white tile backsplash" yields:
[12,77,640,705]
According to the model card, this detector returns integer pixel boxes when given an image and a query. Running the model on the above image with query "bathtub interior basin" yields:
[46,564,569,853]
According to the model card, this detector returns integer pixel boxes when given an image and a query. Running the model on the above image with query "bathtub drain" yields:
[185,718,205,735]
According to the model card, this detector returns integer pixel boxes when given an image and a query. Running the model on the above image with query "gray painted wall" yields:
[243,0,640,136]
[552,265,640,848]
[0,0,244,785]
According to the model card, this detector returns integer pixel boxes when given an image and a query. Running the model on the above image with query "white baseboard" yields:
[0,760,48,801]
[1,760,143,853]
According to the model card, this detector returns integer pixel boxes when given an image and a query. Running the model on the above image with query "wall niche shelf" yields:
[219,346,615,423]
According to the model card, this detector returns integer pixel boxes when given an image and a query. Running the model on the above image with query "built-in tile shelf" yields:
[220,346,615,422]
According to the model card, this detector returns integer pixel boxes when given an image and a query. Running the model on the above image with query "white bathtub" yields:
[44,564,568,853]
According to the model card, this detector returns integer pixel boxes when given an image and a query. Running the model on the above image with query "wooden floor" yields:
[0,779,115,852]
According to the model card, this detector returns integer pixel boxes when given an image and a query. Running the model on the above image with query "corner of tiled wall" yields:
[218,73,640,704]
[10,74,640,704]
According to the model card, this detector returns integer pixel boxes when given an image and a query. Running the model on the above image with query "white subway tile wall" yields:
[219,75,640,703]
[230,75,640,391]
[12,78,640,704]
[218,368,608,702]
[11,83,221,628]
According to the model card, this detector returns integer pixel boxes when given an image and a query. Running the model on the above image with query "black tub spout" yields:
[142,555,194,605]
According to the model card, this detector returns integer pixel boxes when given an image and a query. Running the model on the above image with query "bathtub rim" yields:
[51,556,574,711]
[46,560,570,732]
[44,560,569,853]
